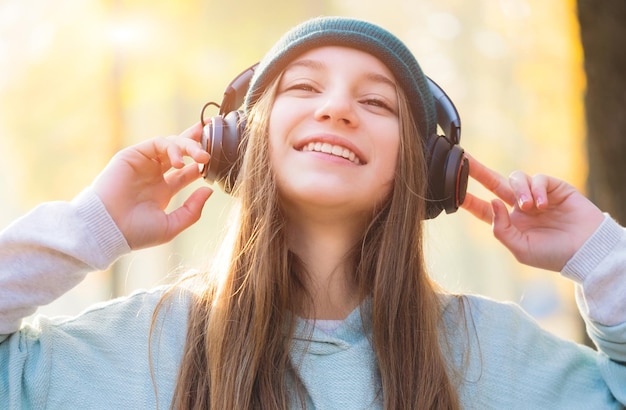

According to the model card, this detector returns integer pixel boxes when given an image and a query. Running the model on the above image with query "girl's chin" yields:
[279,178,354,200]
[278,185,381,215]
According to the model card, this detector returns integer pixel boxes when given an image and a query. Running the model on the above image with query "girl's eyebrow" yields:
[284,58,325,73]
[364,72,397,92]
[285,58,397,91]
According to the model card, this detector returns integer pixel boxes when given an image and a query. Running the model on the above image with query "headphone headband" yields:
[219,65,257,116]
[214,63,462,144]
[200,63,469,219]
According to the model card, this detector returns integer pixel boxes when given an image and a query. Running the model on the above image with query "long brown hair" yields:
[167,72,461,409]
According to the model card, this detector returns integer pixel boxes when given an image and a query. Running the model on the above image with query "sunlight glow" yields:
[105,16,155,51]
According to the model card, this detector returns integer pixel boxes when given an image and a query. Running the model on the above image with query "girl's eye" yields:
[361,98,394,113]
[286,83,317,92]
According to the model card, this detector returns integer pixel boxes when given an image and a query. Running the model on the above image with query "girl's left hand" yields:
[461,154,605,271]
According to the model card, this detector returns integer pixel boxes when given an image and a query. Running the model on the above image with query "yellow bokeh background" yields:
[0,0,587,341]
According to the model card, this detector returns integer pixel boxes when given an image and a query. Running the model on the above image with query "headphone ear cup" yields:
[442,145,469,214]
[220,110,245,193]
[425,134,469,219]
[425,134,449,218]
[201,110,245,193]
[201,116,225,184]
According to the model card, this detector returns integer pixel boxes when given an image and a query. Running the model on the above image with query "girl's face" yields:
[268,46,400,220]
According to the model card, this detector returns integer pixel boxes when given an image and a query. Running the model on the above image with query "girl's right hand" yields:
[91,123,213,250]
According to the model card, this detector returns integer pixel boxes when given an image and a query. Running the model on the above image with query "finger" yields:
[146,136,208,173]
[465,154,516,206]
[166,135,210,166]
[165,162,202,188]
[184,139,210,165]
[163,187,213,241]
[164,163,204,194]
[137,137,178,173]
[530,174,549,209]
[491,199,525,259]
[461,192,494,224]
[508,171,533,210]
[167,143,185,169]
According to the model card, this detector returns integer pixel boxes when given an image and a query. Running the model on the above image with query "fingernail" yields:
[518,194,529,208]
[536,196,545,207]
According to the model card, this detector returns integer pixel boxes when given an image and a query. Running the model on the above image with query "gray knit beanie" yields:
[244,16,437,139]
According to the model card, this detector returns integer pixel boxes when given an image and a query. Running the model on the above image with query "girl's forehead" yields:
[289,45,385,65]
[284,46,396,82]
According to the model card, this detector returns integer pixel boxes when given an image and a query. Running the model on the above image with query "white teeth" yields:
[302,142,361,164]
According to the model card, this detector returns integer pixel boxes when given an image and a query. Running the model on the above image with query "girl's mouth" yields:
[300,141,362,165]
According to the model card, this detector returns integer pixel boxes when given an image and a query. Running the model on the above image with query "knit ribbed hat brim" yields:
[243,16,437,139]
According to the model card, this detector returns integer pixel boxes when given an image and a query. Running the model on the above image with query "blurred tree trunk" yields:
[577,0,626,225]
[576,0,626,347]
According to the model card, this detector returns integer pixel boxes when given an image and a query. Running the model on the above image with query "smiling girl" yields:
[1,16,625,409]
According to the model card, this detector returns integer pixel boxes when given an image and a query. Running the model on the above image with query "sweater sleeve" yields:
[561,214,626,363]
[0,188,131,337]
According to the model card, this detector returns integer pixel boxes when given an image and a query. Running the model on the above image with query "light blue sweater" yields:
[1,189,625,409]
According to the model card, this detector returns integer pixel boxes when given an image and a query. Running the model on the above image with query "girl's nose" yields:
[313,90,359,127]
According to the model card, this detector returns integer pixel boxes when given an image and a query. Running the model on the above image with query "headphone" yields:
[200,64,469,219]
